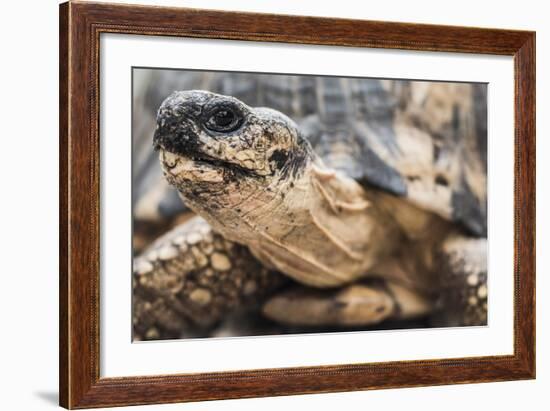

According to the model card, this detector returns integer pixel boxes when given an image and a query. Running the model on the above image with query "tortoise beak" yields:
[152,111,202,157]
[153,91,206,154]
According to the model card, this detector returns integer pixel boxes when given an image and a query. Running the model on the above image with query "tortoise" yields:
[132,72,487,340]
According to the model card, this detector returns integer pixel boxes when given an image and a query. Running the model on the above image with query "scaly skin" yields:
[434,235,488,327]
[133,216,286,340]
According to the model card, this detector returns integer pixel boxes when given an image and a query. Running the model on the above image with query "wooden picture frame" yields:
[59,1,535,408]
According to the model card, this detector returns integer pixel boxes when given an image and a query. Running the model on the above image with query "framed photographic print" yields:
[59,1,535,408]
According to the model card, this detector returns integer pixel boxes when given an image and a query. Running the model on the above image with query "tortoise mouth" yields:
[161,149,224,170]
[173,152,226,169]
[159,148,258,180]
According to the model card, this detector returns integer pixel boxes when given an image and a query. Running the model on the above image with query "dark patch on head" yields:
[269,150,289,170]
[153,92,206,156]
[269,135,313,180]
[153,114,202,156]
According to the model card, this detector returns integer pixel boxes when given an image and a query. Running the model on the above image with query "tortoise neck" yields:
[233,160,403,288]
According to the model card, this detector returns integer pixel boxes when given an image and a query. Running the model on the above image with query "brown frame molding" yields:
[59,1,535,408]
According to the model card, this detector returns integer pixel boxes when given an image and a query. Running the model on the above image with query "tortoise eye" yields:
[204,107,243,133]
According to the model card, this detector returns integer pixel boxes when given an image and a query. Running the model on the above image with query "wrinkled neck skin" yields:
[241,160,403,288]
[166,151,451,290]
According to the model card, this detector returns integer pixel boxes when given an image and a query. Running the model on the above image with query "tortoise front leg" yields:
[262,280,432,327]
[133,216,285,340]
[434,234,487,327]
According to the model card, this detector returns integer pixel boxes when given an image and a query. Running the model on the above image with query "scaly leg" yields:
[133,216,285,340]
[262,280,432,327]
[434,234,487,327]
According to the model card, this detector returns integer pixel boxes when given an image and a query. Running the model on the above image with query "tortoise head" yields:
[153,90,313,227]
